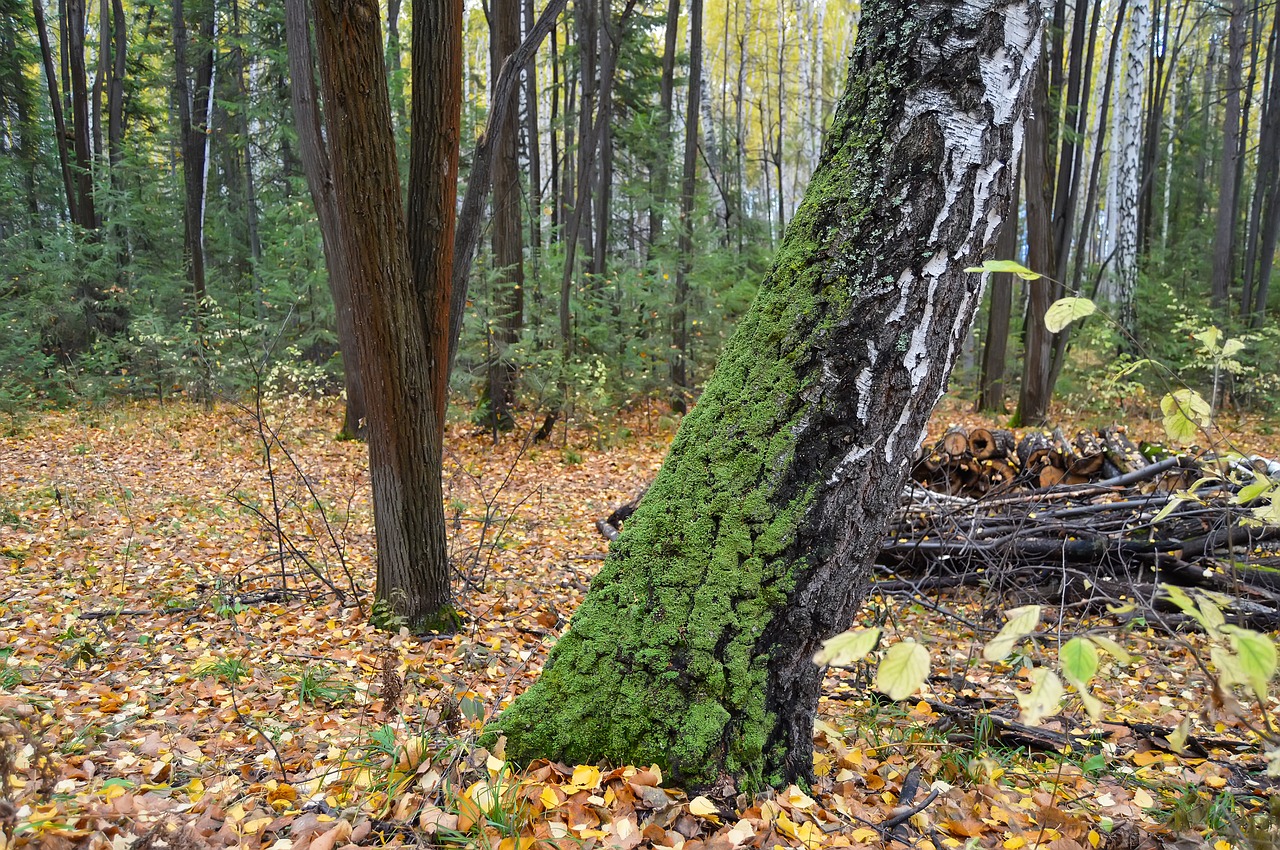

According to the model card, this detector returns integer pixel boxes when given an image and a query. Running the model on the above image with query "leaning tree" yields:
[493,0,1043,789]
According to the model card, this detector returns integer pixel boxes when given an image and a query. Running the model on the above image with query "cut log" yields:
[969,427,1015,460]
[938,426,970,458]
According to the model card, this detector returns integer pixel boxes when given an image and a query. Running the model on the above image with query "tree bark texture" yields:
[484,0,525,431]
[1016,51,1057,426]
[32,0,78,225]
[1210,0,1245,314]
[670,0,702,402]
[312,0,454,630]
[283,0,367,440]
[406,0,462,435]
[65,0,97,230]
[978,164,1019,412]
[174,0,215,310]
[495,0,1042,789]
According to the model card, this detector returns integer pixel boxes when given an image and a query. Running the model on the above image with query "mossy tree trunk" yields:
[495,0,1043,790]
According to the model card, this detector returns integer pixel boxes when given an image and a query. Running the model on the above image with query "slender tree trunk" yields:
[1110,0,1148,336]
[92,0,105,161]
[979,164,1020,412]
[283,0,367,439]
[106,0,124,173]
[485,0,525,431]
[496,0,1041,790]
[66,0,97,229]
[174,0,215,312]
[670,0,701,408]
[647,0,681,256]
[1247,13,1280,325]
[1068,0,1127,297]
[32,0,78,224]
[313,0,457,630]
[1016,51,1058,426]
[1210,0,1245,314]
[447,0,568,370]
[523,0,542,255]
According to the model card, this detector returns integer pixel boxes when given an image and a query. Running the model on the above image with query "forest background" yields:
[0,0,1277,424]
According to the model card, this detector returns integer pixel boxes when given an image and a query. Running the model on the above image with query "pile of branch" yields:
[592,425,1280,626]
[886,428,1280,627]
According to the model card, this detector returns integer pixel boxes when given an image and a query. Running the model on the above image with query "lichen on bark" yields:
[493,0,1041,790]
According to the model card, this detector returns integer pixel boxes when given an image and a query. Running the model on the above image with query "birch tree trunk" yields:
[495,0,1042,790]
[1110,0,1148,336]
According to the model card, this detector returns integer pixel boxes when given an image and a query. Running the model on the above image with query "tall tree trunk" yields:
[495,0,1041,790]
[523,0,542,255]
[979,164,1020,412]
[32,0,78,224]
[174,0,215,312]
[448,0,567,370]
[313,0,457,630]
[1109,0,1148,337]
[1016,50,1058,426]
[670,0,701,407]
[230,0,262,310]
[106,0,124,173]
[1247,12,1280,325]
[647,0,681,256]
[283,0,367,440]
[485,0,525,431]
[66,0,97,229]
[1068,0,1126,297]
[1210,0,1245,314]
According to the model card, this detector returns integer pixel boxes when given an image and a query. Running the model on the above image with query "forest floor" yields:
[2,396,1279,850]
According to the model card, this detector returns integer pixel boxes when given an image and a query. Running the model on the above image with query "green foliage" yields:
[195,655,251,685]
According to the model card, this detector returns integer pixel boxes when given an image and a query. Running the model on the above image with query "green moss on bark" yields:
[493,0,990,790]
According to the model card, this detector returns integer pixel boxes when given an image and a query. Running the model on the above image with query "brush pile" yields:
[886,425,1280,628]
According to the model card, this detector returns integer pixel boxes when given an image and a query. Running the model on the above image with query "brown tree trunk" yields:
[32,0,78,224]
[495,0,1041,790]
[647,0,681,256]
[66,0,97,229]
[313,0,456,631]
[1016,51,1058,427]
[1210,0,1245,314]
[174,0,215,312]
[979,164,1020,413]
[1249,14,1280,325]
[284,0,367,440]
[670,0,701,407]
[484,0,525,431]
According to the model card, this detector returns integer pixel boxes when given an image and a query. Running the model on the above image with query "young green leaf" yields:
[1060,637,1099,686]
[1018,667,1063,726]
[963,260,1042,280]
[813,627,881,667]
[1160,389,1211,443]
[1044,297,1097,333]
[1222,626,1278,699]
[876,641,930,701]
[982,604,1043,661]
[1192,327,1223,353]
[1234,479,1274,505]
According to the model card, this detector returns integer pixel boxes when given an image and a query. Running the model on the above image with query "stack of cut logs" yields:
[911,425,1150,498]
[889,425,1280,628]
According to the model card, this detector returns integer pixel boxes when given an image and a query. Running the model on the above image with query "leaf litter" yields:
[0,399,1277,849]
